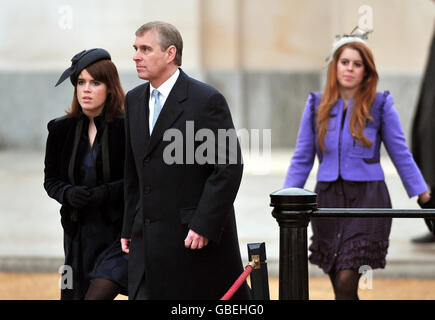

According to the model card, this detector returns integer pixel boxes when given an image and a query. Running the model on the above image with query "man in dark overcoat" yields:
[120,21,250,300]
[411,23,435,240]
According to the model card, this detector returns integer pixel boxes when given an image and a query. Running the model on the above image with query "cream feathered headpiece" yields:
[325,26,372,63]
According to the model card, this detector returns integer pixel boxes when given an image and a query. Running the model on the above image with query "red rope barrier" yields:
[220,264,254,300]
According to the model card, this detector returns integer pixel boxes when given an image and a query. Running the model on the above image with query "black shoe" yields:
[411,232,435,244]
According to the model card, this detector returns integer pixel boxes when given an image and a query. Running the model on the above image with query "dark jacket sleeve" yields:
[121,96,140,238]
[43,119,72,205]
[188,92,243,243]
[105,117,126,210]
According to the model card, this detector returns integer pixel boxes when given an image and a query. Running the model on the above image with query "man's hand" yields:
[184,229,209,250]
[121,238,131,253]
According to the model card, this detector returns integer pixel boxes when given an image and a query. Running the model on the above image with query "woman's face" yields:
[336,47,365,91]
[76,69,108,117]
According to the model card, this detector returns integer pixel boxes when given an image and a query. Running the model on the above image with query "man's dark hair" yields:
[136,21,183,66]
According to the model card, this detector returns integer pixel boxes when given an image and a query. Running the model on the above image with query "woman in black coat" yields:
[44,49,127,300]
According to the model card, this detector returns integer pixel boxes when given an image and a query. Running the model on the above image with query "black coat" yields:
[122,69,250,300]
[44,113,125,299]
[412,25,435,233]
[412,26,435,188]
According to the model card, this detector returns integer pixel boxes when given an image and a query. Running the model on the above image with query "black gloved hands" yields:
[64,186,91,209]
[65,184,109,209]
[87,184,109,208]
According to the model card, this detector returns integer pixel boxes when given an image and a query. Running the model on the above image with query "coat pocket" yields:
[349,127,377,158]
[179,208,196,225]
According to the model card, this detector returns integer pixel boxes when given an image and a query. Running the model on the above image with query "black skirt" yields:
[62,211,124,299]
[309,178,392,274]
[89,239,128,296]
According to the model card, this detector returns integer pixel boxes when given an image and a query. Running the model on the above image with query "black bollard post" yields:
[247,242,270,300]
[270,188,317,300]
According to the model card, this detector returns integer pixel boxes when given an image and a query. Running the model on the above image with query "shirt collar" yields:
[149,68,180,99]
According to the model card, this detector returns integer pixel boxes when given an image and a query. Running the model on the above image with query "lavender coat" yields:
[284,91,427,198]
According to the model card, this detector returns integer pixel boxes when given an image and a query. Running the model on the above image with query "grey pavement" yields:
[1,149,435,278]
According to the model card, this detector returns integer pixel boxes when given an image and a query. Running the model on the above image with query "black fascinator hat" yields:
[55,48,111,87]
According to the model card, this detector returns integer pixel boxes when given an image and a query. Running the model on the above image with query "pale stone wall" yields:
[0,0,433,148]
[2,0,432,72]
[201,0,434,72]
[0,0,202,71]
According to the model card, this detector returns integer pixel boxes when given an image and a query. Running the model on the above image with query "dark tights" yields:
[328,269,361,300]
[85,277,120,300]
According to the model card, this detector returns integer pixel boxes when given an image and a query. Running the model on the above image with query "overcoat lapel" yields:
[131,83,151,157]
[145,70,188,157]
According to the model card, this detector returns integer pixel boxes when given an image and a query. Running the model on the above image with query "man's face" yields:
[133,31,169,86]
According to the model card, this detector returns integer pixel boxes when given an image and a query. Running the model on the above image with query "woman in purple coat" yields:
[284,29,432,300]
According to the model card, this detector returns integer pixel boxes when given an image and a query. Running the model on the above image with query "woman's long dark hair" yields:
[67,59,125,121]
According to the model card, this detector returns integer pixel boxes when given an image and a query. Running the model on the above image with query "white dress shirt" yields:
[148,68,180,134]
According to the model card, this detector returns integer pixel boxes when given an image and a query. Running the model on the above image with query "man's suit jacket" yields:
[122,69,250,299]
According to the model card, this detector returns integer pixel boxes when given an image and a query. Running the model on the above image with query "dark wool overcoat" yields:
[411,26,435,231]
[412,27,435,188]
[121,69,250,300]
[44,113,125,299]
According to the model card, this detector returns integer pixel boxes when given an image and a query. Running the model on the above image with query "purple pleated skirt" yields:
[309,178,392,274]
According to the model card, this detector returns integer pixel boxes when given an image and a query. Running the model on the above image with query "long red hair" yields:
[317,42,378,152]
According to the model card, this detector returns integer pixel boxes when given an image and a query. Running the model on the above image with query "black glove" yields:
[88,184,109,208]
[418,196,435,209]
[64,186,91,209]
[418,196,435,234]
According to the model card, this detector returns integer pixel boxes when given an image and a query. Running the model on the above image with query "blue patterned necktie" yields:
[151,89,163,132]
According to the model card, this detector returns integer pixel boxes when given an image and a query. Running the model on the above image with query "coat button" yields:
[144,156,151,163]
[144,186,151,194]
[144,218,150,225]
